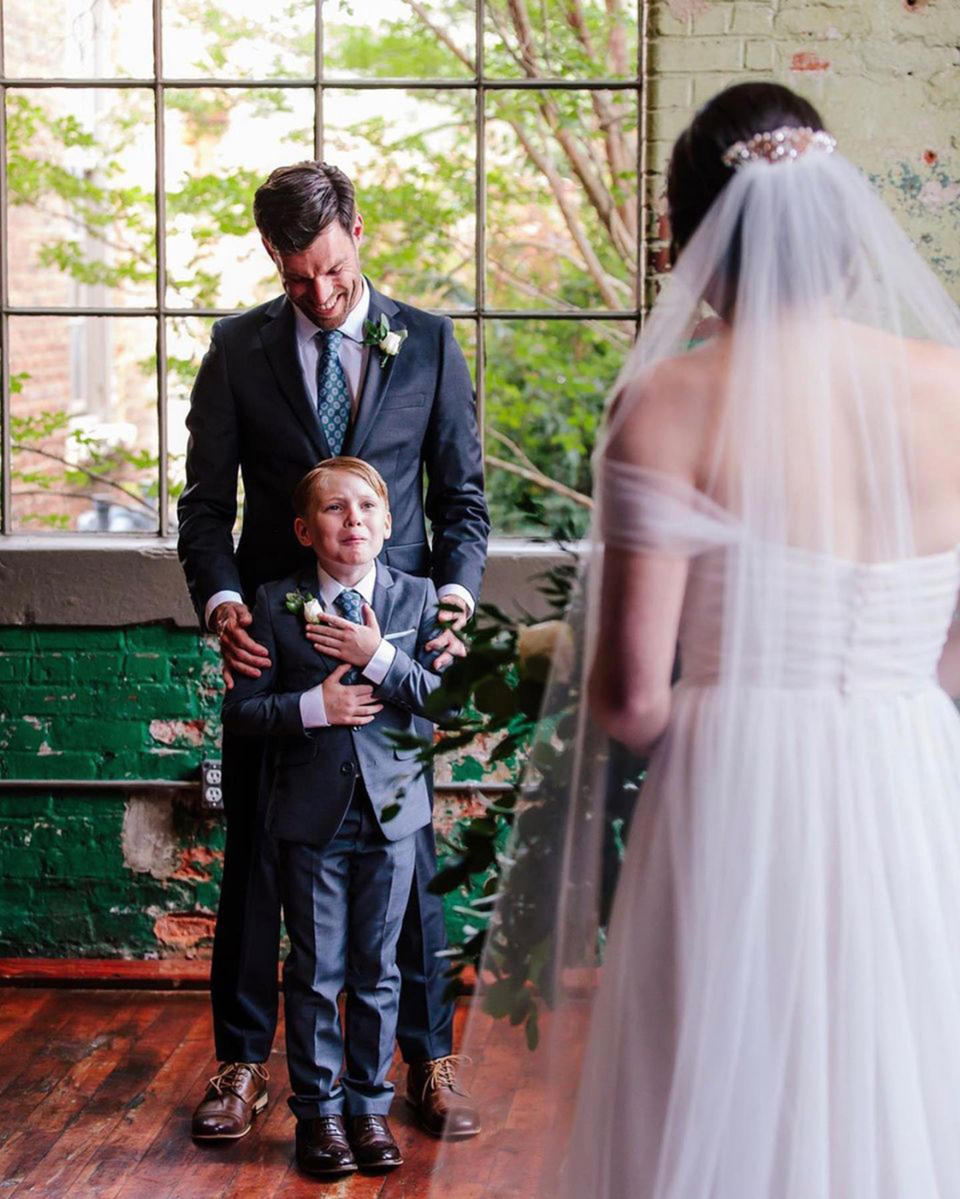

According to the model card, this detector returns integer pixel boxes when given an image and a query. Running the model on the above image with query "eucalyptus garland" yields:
[397,506,646,1048]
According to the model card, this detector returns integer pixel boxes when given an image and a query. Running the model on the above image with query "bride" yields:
[432,82,960,1197]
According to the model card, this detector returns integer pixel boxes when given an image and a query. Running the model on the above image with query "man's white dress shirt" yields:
[204,280,475,630]
[293,276,372,418]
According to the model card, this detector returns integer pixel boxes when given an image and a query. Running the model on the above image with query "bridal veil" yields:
[426,93,960,1197]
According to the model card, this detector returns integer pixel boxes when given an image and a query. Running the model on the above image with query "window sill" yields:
[0,537,570,626]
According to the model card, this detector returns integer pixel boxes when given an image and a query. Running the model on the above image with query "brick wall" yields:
[0,626,222,956]
[648,0,960,297]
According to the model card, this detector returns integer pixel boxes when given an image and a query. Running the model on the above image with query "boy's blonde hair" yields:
[293,456,390,517]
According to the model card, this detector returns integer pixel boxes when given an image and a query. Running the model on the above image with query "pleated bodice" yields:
[678,544,960,694]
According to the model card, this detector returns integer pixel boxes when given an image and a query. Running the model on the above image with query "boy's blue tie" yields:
[334,588,365,683]
[316,329,350,455]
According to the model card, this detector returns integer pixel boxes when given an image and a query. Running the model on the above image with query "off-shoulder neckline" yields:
[602,459,960,571]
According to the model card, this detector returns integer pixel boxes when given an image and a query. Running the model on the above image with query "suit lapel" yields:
[343,283,402,459]
[371,560,397,639]
[292,566,340,677]
[258,296,331,457]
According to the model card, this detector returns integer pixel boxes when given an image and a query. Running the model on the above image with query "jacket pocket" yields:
[382,390,427,410]
[393,745,422,760]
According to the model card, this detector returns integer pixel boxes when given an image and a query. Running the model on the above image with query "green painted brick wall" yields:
[0,625,488,958]
[0,791,226,957]
[0,625,221,782]
[0,625,226,957]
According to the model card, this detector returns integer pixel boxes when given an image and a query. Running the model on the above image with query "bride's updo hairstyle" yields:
[667,82,826,264]
[666,83,829,316]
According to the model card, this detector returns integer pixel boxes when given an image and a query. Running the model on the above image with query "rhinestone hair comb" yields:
[721,126,837,169]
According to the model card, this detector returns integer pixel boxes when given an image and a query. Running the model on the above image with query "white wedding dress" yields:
[558,470,960,1198]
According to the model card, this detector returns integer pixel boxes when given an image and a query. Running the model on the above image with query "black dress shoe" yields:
[295,1115,358,1177]
[346,1114,403,1170]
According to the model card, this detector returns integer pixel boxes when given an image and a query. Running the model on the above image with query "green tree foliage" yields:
[396,510,644,1044]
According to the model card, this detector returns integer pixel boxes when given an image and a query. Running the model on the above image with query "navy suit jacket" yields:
[176,282,490,621]
[221,562,446,849]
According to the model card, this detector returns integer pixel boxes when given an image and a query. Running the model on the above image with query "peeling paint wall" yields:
[649,0,960,297]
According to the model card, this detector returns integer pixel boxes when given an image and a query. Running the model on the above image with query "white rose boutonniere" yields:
[362,313,408,368]
[302,597,324,623]
[284,589,322,623]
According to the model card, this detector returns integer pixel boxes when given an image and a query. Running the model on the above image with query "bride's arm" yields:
[589,355,714,753]
[937,609,960,697]
[587,546,688,756]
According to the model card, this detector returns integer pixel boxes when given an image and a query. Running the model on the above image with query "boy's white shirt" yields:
[298,562,395,729]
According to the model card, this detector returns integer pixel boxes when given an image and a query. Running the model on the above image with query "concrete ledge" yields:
[0,537,571,627]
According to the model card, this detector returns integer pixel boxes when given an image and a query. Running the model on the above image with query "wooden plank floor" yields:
[0,988,583,1198]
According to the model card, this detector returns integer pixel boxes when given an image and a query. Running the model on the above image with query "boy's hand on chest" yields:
[304,603,382,668]
[320,665,384,726]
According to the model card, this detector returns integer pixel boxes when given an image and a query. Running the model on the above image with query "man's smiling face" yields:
[265,211,364,331]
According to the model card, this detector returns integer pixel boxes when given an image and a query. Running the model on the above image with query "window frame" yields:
[0,0,650,539]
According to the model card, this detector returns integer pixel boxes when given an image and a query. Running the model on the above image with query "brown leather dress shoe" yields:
[295,1115,358,1177]
[191,1062,269,1141]
[346,1114,403,1170]
[406,1055,481,1139]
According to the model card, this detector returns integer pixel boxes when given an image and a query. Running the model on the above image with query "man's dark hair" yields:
[253,161,356,254]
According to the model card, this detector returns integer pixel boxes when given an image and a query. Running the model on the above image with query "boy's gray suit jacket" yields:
[221,561,445,849]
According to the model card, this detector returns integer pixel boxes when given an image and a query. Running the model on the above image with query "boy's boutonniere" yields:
[362,313,408,368]
[285,590,323,623]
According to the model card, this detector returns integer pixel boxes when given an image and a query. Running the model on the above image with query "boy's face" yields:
[294,471,391,573]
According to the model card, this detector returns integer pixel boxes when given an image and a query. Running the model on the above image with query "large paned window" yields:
[0,0,645,538]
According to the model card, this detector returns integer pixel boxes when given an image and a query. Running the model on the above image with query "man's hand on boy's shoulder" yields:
[211,601,272,689]
[425,593,470,670]
[318,665,384,726]
[304,603,382,667]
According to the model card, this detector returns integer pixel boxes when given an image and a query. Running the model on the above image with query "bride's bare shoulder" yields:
[904,334,960,391]
[844,320,960,384]
[605,338,726,477]
[902,334,960,464]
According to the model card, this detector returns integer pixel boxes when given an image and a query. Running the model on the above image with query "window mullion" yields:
[315,0,323,160]
[154,0,168,538]
[638,0,649,330]
[475,0,485,462]
[0,1,8,537]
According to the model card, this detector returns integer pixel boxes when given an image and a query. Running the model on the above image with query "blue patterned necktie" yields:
[335,588,365,683]
[316,329,350,455]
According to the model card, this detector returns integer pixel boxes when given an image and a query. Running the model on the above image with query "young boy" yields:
[221,456,447,1178]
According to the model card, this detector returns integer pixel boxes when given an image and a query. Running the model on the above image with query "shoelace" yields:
[208,1061,269,1097]
[352,1114,387,1129]
[419,1054,472,1100]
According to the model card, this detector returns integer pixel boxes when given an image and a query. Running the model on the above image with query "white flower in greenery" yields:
[516,619,575,684]
[362,314,408,367]
[303,597,324,624]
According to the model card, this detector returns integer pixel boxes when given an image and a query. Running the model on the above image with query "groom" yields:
[177,161,489,1142]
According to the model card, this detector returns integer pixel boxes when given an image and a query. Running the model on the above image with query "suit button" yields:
[340,762,354,776]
